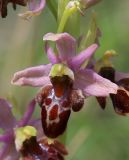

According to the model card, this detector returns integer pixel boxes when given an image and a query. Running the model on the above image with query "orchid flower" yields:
[92,50,129,115]
[0,98,42,160]
[11,32,118,138]
[12,32,118,97]
[98,66,129,116]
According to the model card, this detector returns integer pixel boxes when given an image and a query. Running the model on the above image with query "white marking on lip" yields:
[44,88,71,127]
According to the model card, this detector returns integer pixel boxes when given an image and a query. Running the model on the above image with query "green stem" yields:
[57,9,70,33]
[58,0,70,23]
[57,1,80,33]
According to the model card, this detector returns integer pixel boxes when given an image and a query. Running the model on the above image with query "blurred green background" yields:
[0,0,129,160]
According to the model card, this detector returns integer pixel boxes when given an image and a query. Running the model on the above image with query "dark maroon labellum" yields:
[117,78,129,92]
[110,78,129,115]
[39,85,71,138]
[98,67,129,115]
[70,90,84,112]
[21,136,68,160]
[43,95,70,138]
[36,75,84,138]
[110,89,129,115]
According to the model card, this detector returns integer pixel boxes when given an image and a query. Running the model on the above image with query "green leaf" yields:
[79,12,100,50]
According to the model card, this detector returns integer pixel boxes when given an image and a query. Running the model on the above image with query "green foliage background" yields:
[0,1,129,159]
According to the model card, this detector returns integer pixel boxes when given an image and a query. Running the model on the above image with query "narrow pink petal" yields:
[45,42,60,64]
[11,64,51,87]
[74,69,118,97]
[43,32,76,62]
[18,99,36,127]
[12,64,51,81]
[0,99,16,130]
[0,132,13,143]
[12,76,51,87]
[69,44,98,69]
[115,71,129,82]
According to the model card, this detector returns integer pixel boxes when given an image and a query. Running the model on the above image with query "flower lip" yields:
[49,63,74,81]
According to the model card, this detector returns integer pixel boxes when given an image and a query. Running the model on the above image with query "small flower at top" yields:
[11,32,118,138]
[0,98,42,160]
[95,50,129,115]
